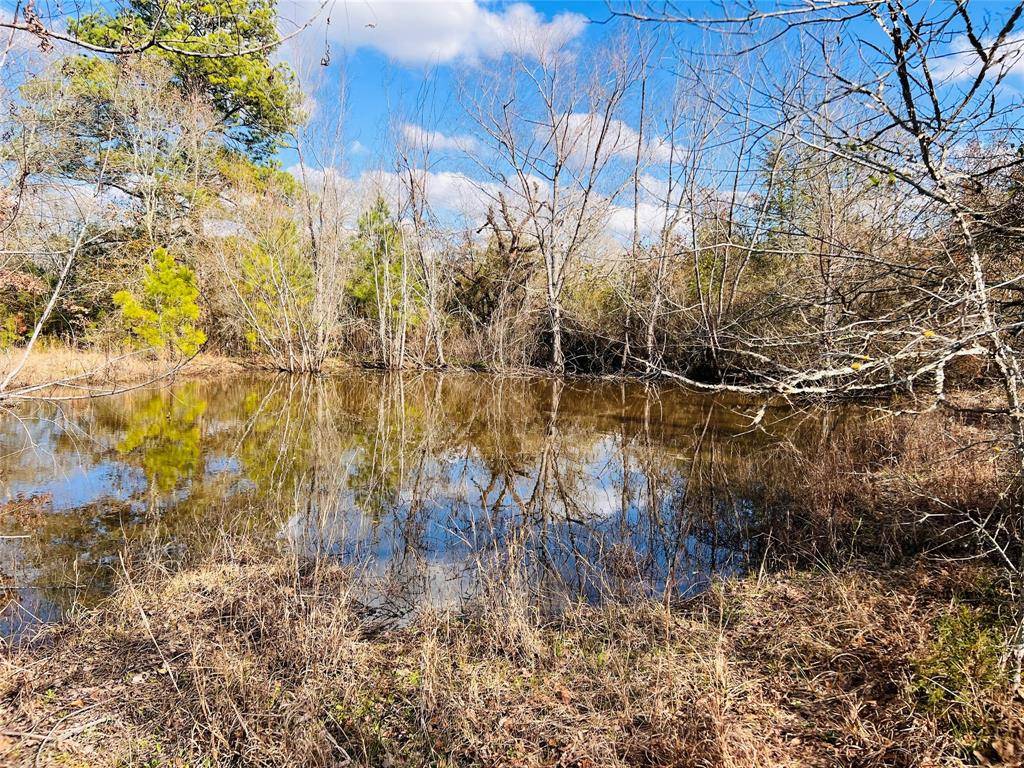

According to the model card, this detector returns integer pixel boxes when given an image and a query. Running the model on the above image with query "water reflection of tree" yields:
[117,384,207,493]
[450,378,767,602]
[215,373,800,606]
[2,372,834,627]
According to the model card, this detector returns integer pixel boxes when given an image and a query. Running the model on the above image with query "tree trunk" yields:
[549,300,565,373]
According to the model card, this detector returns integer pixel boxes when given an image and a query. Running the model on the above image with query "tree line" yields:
[0,0,1022,421]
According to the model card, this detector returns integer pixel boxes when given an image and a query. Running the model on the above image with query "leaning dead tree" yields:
[619,0,1024,685]
[616,2,1024,417]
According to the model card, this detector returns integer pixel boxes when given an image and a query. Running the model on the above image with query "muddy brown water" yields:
[0,372,839,638]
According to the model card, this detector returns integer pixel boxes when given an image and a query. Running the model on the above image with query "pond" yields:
[0,372,835,638]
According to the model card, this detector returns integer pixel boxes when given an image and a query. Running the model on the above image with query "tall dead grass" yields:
[1,541,1019,767]
[761,407,1016,565]
[0,346,246,394]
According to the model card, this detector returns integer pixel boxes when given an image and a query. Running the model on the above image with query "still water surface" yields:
[0,372,827,637]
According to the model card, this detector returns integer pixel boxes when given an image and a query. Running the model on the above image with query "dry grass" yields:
[761,407,1017,564]
[0,346,247,393]
[1,544,1019,768]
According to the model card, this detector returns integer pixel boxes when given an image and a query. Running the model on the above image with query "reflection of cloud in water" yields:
[0,371,828,634]
[4,462,146,511]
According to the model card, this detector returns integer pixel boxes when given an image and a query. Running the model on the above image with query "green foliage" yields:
[237,220,313,351]
[20,57,190,181]
[69,0,298,161]
[912,604,1008,747]
[217,154,300,197]
[0,312,20,350]
[347,197,421,324]
[114,248,207,356]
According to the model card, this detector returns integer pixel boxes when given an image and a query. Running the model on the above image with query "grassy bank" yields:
[1,546,1019,768]
[0,347,249,394]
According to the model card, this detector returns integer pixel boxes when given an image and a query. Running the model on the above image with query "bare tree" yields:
[465,34,643,373]
[394,83,452,368]
[618,0,1024,683]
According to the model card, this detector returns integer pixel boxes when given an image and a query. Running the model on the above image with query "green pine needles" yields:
[69,0,298,162]
[114,248,207,357]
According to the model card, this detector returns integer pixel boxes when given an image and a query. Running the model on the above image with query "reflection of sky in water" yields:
[0,374,802,638]
[5,462,146,511]
[3,454,247,512]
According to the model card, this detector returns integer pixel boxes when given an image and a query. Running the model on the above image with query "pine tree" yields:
[69,0,298,161]
[114,248,207,356]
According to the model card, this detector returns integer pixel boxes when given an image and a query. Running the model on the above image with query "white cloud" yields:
[282,0,586,65]
[421,170,497,216]
[639,173,670,202]
[359,168,498,219]
[400,123,480,153]
[541,113,674,167]
[606,201,675,241]
[286,164,498,222]
[934,33,1024,81]
[349,140,369,156]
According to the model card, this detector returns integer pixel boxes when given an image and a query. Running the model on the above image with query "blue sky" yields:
[276,0,616,172]
[264,0,665,230]
[5,0,1024,236]
[268,0,1024,220]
